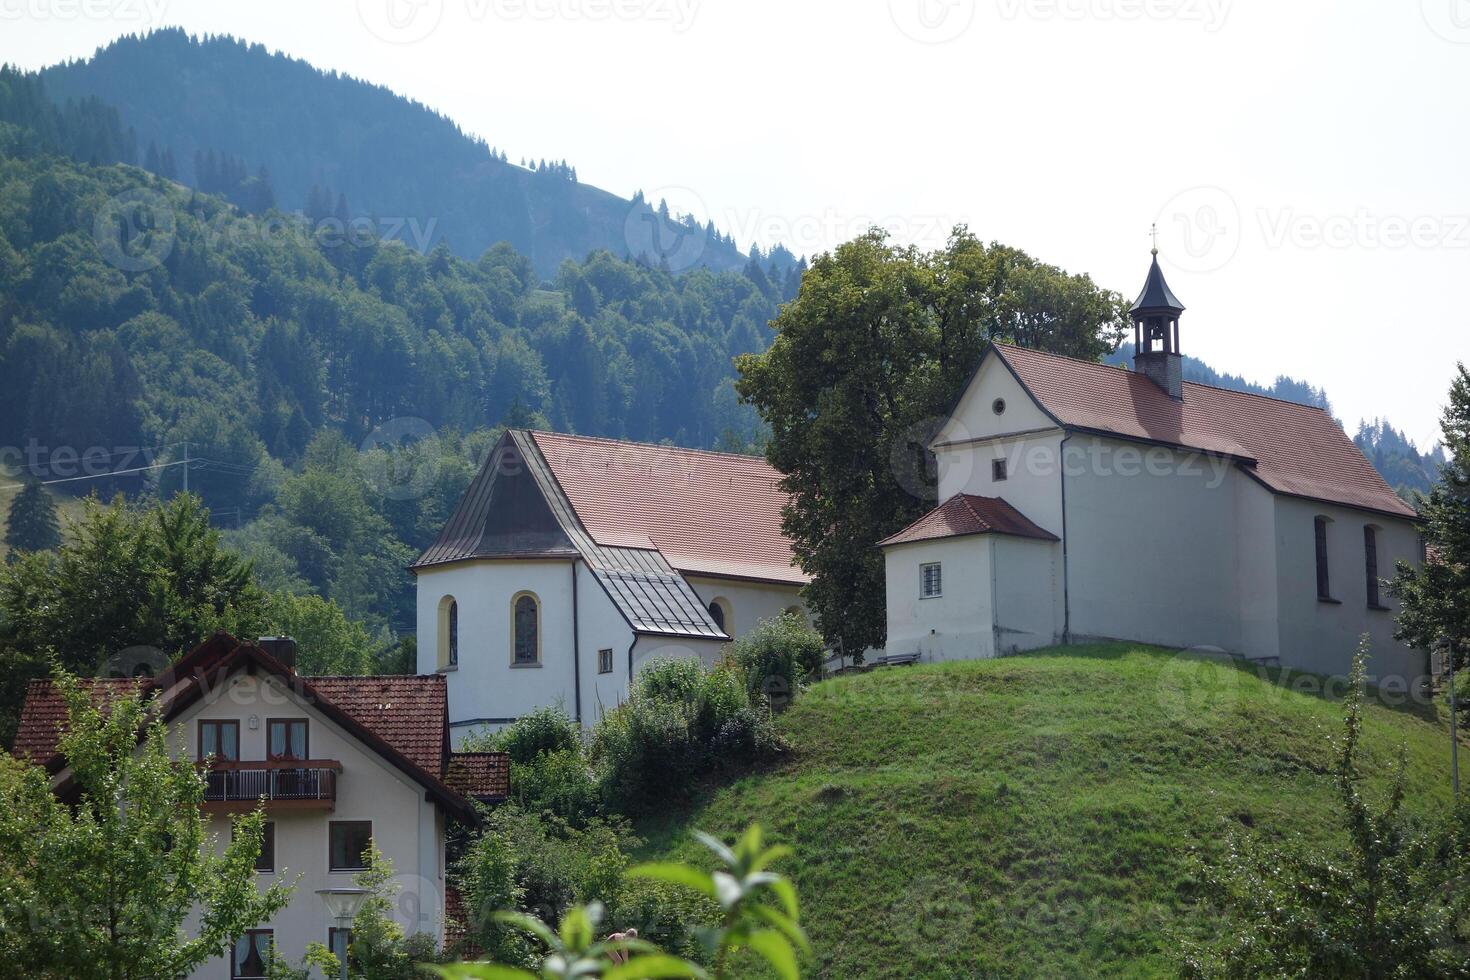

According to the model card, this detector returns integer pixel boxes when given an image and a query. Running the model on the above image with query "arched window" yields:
[1314,516,1334,601]
[437,596,458,669]
[707,597,733,636]
[512,592,540,665]
[1364,524,1386,609]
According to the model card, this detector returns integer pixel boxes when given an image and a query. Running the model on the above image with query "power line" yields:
[0,458,190,493]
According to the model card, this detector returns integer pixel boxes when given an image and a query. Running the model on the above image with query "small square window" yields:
[992,459,1008,482]
[598,648,614,674]
[920,562,942,599]
[329,820,373,872]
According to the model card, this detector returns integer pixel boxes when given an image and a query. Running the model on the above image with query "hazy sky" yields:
[4,0,1466,447]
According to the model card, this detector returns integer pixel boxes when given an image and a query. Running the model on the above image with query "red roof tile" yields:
[309,675,449,777]
[530,431,806,585]
[879,494,1059,547]
[445,751,511,800]
[992,344,1417,520]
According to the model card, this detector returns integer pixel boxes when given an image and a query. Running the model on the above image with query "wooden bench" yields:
[871,652,922,667]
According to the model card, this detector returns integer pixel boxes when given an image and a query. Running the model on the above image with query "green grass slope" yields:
[639,645,1456,979]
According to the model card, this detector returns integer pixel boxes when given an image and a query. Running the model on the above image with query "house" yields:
[880,249,1426,685]
[412,430,809,740]
[12,633,509,979]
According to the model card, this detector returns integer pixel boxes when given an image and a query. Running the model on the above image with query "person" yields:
[605,927,638,964]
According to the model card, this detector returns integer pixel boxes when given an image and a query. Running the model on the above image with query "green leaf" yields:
[749,904,811,954]
[493,909,560,948]
[627,862,718,900]
[744,929,800,980]
[765,876,800,921]
[427,964,539,980]
[692,830,738,867]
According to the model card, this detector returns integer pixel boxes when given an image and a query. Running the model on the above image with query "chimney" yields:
[258,636,298,670]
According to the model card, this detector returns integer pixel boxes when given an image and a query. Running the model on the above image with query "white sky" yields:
[4,0,1466,448]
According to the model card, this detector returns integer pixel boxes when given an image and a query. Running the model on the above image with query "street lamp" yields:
[316,887,369,980]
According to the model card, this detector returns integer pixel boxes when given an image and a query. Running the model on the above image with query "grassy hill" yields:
[639,645,1456,979]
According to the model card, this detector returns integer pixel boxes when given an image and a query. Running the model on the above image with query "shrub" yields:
[591,656,784,813]
[730,612,825,710]
[490,705,581,764]
[508,747,602,826]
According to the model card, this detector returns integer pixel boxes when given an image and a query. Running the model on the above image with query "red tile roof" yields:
[445,752,511,800]
[530,431,806,585]
[992,343,1417,519]
[309,676,449,777]
[12,677,148,764]
[879,494,1060,547]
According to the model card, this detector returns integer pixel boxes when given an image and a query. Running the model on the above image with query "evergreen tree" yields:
[3,481,60,558]
[1390,363,1470,658]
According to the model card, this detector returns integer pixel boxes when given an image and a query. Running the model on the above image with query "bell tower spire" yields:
[1130,236,1186,400]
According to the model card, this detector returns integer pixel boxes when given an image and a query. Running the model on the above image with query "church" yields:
[412,430,808,740]
[879,250,1426,685]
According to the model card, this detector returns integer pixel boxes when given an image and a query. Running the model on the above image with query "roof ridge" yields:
[307,674,443,681]
[526,428,773,465]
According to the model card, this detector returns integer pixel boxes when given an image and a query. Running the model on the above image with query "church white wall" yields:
[934,428,1067,535]
[415,559,633,743]
[580,561,639,725]
[173,672,444,978]
[883,536,996,661]
[1233,471,1281,659]
[1271,496,1425,684]
[684,575,806,641]
[939,350,1057,446]
[1063,434,1246,652]
[992,535,1064,654]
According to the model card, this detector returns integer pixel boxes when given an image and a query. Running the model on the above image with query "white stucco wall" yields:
[684,575,806,642]
[1272,496,1425,684]
[416,558,636,743]
[992,535,1063,654]
[173,672,444,978]
[884,535,997,661]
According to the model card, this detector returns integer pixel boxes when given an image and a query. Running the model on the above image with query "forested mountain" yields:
[38,30,787,277]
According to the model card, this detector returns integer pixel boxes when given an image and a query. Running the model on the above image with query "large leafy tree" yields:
[0,672,291,979]
[0,493,267,746]
[3,480,61,558]
[736,228,1127,655]
[1391,363,1470,660]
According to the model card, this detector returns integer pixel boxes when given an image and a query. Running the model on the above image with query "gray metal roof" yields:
[1129,253,1185,315]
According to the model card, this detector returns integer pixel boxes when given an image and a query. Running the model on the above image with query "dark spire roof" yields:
[1129,252,1185,315]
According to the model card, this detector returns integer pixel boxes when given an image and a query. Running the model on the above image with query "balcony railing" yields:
[199,759,343,812]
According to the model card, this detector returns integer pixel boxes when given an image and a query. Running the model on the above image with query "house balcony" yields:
[200,759,343,813]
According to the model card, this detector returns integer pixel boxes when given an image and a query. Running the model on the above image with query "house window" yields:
[199,720,239,761]
[921,562,942,599]
[329,928,355,972]
[1365,525,1385,609]
[256,821,275,873]
[438,595,458,669]
[329,820,373,872]
[992,458,1008,482]
[598,648,613,674]
[707,597,733,636]
[1314,516,1333,601]
[232,929,273,979]
[512,592,540,665]
[267,719,308,760]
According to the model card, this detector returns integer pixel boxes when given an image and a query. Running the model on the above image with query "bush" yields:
[591,656,784,813]
[489,705,581,764]
[730,612,825,710]
[508,747,602,826]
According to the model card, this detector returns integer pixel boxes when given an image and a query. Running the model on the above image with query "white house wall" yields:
[170,672,443,978]
[992,535,1063,654]
[939,351,1057,447]
[1271,495,1425,684]
[684,575,806,641]
[884,536,997,661]
[935,429,1066,536]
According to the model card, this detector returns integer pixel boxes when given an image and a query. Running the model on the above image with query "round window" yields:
[991,398,1007,415]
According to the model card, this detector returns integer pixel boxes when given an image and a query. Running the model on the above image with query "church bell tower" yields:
[1130,235,1186,400]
